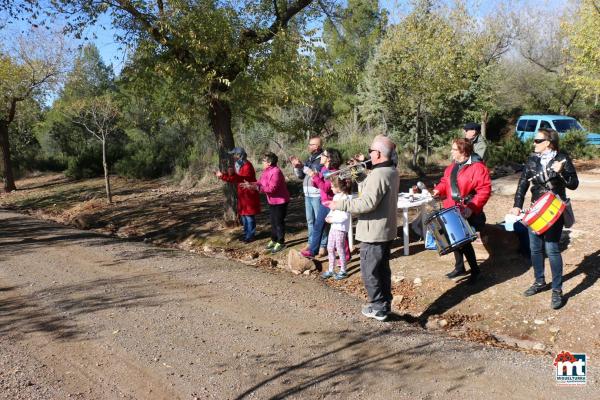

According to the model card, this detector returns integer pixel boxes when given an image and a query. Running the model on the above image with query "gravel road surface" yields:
[0,210,596,399]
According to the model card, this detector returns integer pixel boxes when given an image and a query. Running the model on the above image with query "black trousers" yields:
[269,202,288,244]
[453,212,485,272]
[454,243,478,271]
[360,241,393,312]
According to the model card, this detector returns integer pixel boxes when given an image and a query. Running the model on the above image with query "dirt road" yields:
[0,210,597,399]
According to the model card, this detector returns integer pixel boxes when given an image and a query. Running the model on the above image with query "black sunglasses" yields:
[368,148,380,154]
[533,138,547,144]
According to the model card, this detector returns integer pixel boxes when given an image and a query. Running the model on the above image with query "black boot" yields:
[467,267,481,284]
[446,269,468,279]
[551,290,563,309]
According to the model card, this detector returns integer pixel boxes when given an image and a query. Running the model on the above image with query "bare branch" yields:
[318,0,345,43]
[520,51,559,73]
[273,0,280,20]
[241,0,313,44]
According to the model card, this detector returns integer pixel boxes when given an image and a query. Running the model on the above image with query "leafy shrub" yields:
[115,127,193,179]
[64,141,125,179]
[486,136,532,168]
[31,156,68,173]
[65,145,104,179]
[560,130,600,159]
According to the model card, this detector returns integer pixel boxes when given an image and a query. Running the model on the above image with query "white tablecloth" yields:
[397,193,435,256]
[397,193,434,209]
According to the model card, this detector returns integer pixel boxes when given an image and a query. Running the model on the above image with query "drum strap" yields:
[450,163,462,203]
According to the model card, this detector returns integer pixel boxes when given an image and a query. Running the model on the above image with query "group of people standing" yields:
[215,149,290,254]
[216,121,579,321]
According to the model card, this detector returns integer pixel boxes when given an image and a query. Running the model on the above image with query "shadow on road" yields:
[232,328,480,399]
[563,249,600,301]
[0,212,181,262]
[0,212,210,341]
[415,254,531,326]
[0,271,210,342]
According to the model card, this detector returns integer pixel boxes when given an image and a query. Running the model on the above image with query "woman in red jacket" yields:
[215,147,261,243]
[433,138,491,283]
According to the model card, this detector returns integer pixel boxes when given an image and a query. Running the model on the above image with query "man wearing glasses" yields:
[290,137,328,255]
[326,135,399,321]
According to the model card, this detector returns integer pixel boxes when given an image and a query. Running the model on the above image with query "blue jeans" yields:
[240,215,256,241]
[528,216,564,291]
[305,196,327,248]
[308,202,330,255]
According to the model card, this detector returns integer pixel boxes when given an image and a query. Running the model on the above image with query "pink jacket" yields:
[311,167,337,205]
[257,165,290,205]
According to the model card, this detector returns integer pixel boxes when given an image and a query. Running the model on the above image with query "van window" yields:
[553,119,583,133]
[524,119,538,132]
[517,119,527,131]
[540,120,551,129]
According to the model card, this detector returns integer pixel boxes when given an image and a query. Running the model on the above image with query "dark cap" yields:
[228,147,246,155]
[463,122,481,132]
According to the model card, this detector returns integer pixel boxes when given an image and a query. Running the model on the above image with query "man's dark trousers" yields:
[360,241,393,312]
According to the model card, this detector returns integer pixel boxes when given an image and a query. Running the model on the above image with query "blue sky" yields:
[1,0,569,76]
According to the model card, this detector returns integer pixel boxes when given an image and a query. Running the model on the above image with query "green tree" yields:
[39,43,117,178]
[359,1,478,166]
[63,94,121,203]
[515,5,580,115]
[318,0,387,117]
[459,6,515,138]
[563,0,600,105]
[114,51,211,179]
[33,0,322,220]
[0,33,64,192]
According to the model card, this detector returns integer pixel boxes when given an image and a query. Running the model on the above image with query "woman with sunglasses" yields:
[300,148,343,259]
[509,128,578,309]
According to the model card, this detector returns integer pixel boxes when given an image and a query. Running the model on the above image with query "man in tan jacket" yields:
[327,135,399,321]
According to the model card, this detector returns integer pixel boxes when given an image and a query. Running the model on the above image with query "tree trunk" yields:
[412,103,420,167]
[102,136,112,204]
[481,111,488,139]
[424,114,429,164]
[209,96,237,222]
[0,121,16,193]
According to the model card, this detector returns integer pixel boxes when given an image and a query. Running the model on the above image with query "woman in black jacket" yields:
[509,128,578,309]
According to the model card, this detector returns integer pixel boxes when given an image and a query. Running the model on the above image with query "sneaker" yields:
[321,271,334,279]
[242,237,255,244]
[334,271,348,281]
[300,249,314,258]
[523,281,547,297]
[271,243,286,254]
[551,290,563,309]
[446,269,468,279]
[265,240,275,250]
[361,305,389,322]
